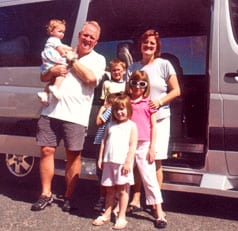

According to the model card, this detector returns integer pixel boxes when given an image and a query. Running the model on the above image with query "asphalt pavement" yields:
[0,173,238,231]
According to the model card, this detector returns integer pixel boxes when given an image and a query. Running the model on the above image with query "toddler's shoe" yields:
[49,85,61,100]
[37,92,49,106]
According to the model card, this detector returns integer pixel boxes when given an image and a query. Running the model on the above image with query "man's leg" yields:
[62,150,81,211]
[40,146,55,196]
[31,146,55,211]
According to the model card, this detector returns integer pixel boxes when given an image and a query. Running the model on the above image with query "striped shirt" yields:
[94,107,112,144]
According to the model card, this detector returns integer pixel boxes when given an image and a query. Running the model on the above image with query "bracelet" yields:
[158,99,163,108]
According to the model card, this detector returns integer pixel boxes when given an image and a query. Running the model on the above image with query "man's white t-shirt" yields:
[41,50,106,126]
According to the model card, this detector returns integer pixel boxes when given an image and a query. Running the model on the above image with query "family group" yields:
[31,19,181,230]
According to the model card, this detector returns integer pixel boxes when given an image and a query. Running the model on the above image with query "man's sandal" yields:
[92,215,110,226]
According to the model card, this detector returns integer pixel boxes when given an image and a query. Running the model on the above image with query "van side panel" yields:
[220,0,238,175]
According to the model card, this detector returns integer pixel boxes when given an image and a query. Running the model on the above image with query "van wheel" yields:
[1,154,38,180]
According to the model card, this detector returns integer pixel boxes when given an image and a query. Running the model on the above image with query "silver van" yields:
[0,0,238,198]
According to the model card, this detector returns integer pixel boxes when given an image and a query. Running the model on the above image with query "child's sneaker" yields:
[94,197,105,212]
[49,85,61,100]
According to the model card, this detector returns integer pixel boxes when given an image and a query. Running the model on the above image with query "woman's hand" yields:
[149,99,160,110]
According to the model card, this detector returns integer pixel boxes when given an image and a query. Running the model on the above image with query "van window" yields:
[229,0,238,44]
[0,0,80,67]
[161,36,207,75]
[96,36,207,75]
[89,0,210,75]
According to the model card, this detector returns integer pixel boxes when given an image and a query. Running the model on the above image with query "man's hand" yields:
[52,64,68,77]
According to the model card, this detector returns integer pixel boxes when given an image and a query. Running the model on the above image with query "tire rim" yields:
[5,154,35,177]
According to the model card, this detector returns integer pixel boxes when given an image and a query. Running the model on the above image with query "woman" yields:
[126,29,181,214]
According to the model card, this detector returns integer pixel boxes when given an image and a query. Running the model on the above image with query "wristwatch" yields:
[158,99,163,108]
[68,57,77,67]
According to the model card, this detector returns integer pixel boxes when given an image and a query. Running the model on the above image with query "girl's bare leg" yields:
[117,184,130,221]
[102,186,116,219]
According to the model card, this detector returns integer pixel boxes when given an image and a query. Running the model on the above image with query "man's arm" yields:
[40,64,68,82]
[71,59,97,86]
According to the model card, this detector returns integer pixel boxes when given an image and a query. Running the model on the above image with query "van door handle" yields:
[225,72,238,82]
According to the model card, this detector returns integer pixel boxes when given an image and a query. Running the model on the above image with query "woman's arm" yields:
[149,113,157,163]
[150,74,181,109]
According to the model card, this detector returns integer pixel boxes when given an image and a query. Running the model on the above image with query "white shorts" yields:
[101,162,134,187]
[155,117,170,160]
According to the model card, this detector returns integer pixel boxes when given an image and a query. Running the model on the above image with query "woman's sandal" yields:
[154,217,167,229]
[126,204,143,213]
[112,218,128,230]
[92,215,110,226]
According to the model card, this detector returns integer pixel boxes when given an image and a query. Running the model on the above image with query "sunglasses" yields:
[130,80,148,88]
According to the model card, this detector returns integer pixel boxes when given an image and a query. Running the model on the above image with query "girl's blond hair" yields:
[46,19,66,36]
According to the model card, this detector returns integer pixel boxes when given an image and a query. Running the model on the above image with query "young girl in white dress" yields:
[92,94,138,230]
